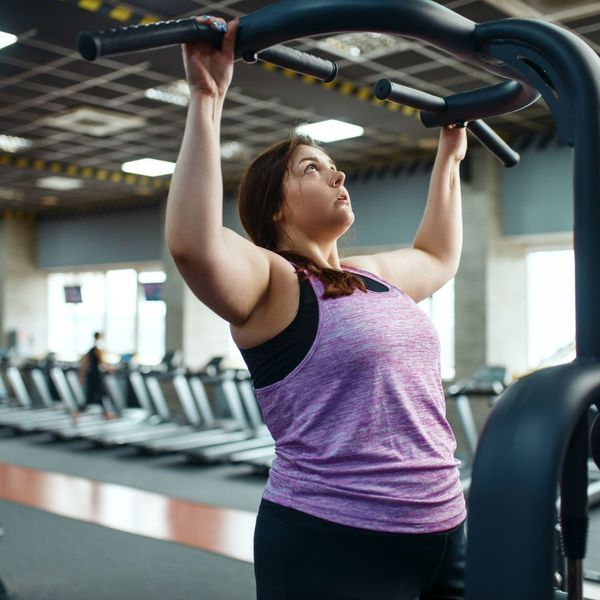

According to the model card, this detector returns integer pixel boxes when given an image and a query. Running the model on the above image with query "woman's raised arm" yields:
[165,16,271,326]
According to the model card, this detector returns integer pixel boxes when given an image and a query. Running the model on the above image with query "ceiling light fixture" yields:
[145,80,190,106]
[37,176,83,191]
[296,119,364,143]
[40,107,146,137]
[0,31,17,51]
[0,188,25,201]
[0,135,32,153]
[220,141,245,160]
[121,158,176,177]
[320,32,405,58]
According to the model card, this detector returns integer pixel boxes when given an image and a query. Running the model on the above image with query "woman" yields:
[167,15,468,600]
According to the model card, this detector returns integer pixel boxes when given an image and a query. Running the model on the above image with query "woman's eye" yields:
[305,163,317,172]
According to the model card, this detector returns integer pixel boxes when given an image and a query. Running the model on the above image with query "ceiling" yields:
[0,0,599,216]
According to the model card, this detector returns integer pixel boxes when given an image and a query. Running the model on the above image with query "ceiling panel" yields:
[0,0,597,215]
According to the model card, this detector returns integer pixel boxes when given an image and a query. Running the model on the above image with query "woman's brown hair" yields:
[237,133,366,299]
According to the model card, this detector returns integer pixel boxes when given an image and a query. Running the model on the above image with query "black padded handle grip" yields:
[374,79,446,113]
[77,18,337,82]
[465,120,519,167]
[257,46,337,83]
[77,18,221,61]
[374,78,520,167]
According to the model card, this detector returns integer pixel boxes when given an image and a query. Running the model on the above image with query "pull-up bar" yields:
[77,17,339,82]
[77,14,530,167]
[374,79,520,167]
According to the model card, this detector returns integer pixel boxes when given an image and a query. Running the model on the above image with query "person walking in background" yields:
[79,331,113,420]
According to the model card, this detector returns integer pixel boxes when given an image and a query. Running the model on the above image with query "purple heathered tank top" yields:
[254,264,466,534]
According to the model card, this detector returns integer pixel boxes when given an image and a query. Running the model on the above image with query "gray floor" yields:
[2,426,600,598]
[0,500,256,600]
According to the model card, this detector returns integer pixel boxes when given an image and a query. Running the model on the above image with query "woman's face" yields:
[276,144,354,242]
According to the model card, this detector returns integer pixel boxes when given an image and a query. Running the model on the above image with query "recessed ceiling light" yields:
[145,80,190,106]
[122,158,175,177]
[296,119,364,143]
[37,176,83,191]
[0,31,17,51]
[40,107,146,137]
[0,135,32,153]
[0,188,25,201]
[320,32,406,58]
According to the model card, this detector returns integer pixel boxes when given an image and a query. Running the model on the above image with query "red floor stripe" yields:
[0,463,256,563]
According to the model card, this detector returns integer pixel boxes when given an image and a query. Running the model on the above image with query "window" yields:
[526,249,575,368]
[48,271,105,360]
[137,271,166,365]
[48,268,166,364]
[419,278,455,380]
[105,269,137,356]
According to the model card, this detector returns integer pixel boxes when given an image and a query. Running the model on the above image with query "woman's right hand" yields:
[182,15,239,99]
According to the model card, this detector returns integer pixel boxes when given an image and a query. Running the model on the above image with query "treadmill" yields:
[53,371,168,441]
[11,367,128,434]
[91,373,203,446]
[122,372,233,449]
[140,372,257,454]
[445,365,507,495]
[184,375,274,463]
[0,366,99,431]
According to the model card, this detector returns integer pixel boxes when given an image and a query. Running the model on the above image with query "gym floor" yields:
[1,428,600,599]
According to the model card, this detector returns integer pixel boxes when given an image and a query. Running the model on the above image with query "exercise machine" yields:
[78,3,600,597]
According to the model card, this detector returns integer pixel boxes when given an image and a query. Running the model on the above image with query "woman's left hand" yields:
[438,125,468,162]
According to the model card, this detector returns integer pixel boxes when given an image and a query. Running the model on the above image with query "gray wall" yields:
[36,206,164,269]
[501,143,573,236]
[224,170,431,248]
[34,143,576,271]
[343,171,430,247]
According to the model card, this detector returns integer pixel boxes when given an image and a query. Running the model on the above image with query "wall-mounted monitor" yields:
[142,282,164,302]
[64,285,82,303]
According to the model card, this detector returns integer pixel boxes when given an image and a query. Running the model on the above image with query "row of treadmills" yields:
[11,360,584,498]
[0,359,276,473]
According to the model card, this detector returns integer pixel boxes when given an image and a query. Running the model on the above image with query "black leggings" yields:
[254,499,466,600]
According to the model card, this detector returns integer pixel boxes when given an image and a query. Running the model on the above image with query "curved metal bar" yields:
[466,362,600,600]
[476,19,600,360]
[235,0,539,111]
[465,121,519,167]
[421,80,538,126]
[374,79,521,166]
[78,0,541,120]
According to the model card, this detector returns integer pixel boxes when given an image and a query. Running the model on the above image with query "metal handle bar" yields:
[374,79,520,167]
[77,18,338,82]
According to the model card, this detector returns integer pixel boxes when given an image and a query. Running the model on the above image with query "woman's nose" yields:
[331,170,345,186]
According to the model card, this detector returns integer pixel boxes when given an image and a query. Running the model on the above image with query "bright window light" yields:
[527,249,575,368]
[37,176,83,191]
[121,158,175,177]
[295,119,364,143]
[0,32,17,51]
[0,134,32,153]
[138,271,166,284]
